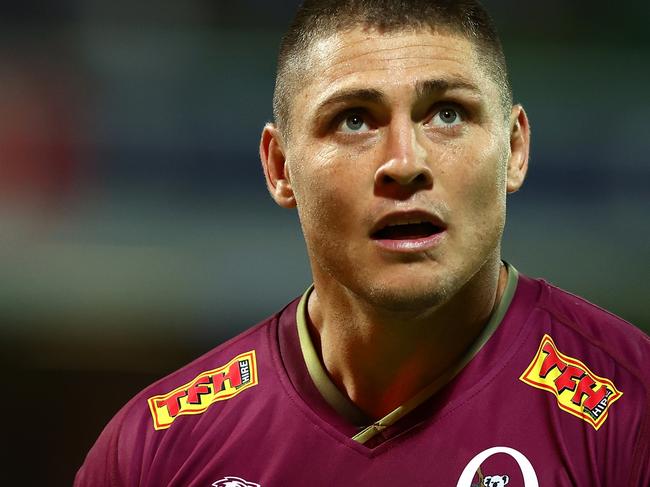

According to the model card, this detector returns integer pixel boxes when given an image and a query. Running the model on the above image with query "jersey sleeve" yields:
[630,403,650,487]
[74,397,149,487]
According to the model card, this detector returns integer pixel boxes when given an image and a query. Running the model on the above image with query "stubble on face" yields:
[283,27,512,314]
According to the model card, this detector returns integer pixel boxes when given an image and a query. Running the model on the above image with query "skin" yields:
[260,27,530,419]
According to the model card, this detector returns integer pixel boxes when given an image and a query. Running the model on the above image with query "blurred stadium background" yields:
[0,1,647,484]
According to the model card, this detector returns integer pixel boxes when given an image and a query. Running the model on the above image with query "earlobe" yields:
[259,123,296,208]
[506,105,530,194]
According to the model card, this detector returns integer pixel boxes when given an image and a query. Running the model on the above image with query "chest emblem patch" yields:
[212,476,261,487]
[148,350,258,430]
[519,334,622,430]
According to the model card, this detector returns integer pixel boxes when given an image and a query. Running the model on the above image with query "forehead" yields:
[293,27,494,114]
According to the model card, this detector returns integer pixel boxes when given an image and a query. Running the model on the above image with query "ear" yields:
[506,105,530,194]
[502,475,510,485]
[259,123,296,208]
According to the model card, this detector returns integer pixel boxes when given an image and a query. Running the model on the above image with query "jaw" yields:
[310,227,504,315]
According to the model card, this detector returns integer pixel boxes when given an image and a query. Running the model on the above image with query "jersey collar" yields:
[295,262,519,444]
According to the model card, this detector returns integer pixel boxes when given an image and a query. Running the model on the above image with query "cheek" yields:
[291,161,362,276]
[292,141,369,220]
[438,141,507,221]
[461,136,504,183]
[291,155,357,239]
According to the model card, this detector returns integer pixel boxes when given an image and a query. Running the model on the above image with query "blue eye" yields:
[429,107,463,127]
[439,108,458,124]
[339,113,370,133]
[346,115,364,130]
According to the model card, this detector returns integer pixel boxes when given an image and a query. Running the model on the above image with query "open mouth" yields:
[371,221,444,240]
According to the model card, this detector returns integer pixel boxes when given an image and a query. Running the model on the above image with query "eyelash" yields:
[332,109,373,131]
[427,102,467,124]
[330,102,469,133]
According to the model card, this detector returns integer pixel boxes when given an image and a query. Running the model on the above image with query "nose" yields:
[374,117,433,196]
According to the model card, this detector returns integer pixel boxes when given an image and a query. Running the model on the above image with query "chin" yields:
[362,276,455,313]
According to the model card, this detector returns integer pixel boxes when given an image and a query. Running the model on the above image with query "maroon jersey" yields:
[75,268,650,486]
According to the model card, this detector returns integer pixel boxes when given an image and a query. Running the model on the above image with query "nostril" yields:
[379,172,430,186]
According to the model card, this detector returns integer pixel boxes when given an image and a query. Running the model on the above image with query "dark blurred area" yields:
[1,1,648,484]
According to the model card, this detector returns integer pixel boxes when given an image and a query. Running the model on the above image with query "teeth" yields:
[386,219,429,227]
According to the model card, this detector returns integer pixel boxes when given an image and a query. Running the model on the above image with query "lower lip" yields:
[372,231,446,252]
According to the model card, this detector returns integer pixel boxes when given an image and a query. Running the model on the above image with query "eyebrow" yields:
[415,78,482,99]
[314,88,386,115]
[314,77,481,116]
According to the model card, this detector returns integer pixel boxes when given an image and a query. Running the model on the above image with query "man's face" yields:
[268,28,525,311]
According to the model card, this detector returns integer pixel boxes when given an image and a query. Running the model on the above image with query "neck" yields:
[307,259,507,419]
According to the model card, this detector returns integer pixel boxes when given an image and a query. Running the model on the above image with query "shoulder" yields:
[74,308,286,487]
[518,274,650,483]
[533,276,650,375]
[144,316,275,430]
[517,273,649,390]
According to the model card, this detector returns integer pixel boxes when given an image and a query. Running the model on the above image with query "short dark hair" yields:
[273,0,512,134]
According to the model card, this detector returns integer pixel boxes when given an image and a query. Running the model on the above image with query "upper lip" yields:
[369,209,447,237]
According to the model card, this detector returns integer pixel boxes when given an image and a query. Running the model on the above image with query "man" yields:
[75,1,649,485]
